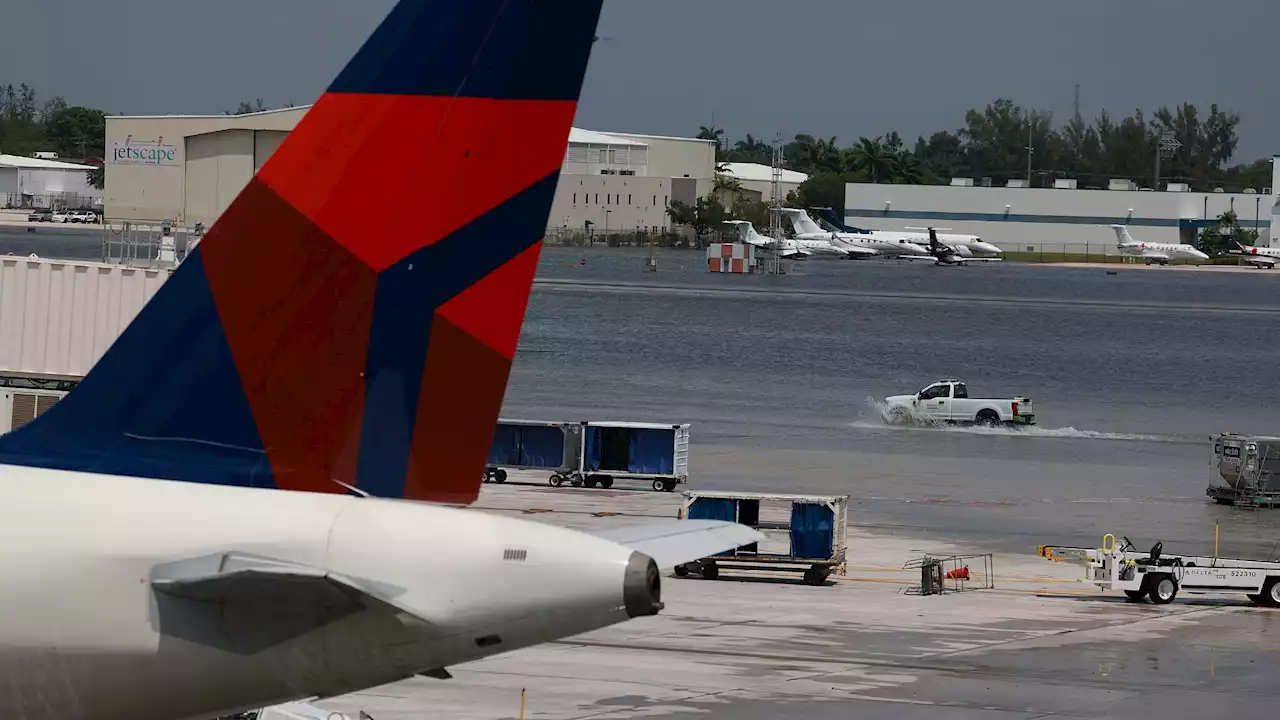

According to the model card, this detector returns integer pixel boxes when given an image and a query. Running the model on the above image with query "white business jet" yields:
[781,208,921,257]
[723,219,814,259]
[807,207,1002,257]
[0,3,760,720]
[899,227,1003,265]
[1110,224,1209,265]
[1230,240,1280,269]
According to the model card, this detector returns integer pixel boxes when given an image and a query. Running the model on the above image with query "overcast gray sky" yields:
[3,0,1275,161]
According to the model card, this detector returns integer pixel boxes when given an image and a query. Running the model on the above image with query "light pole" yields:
[1155,130,1181,191]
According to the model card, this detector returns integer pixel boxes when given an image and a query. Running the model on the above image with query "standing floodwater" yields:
[504,246,1280,559]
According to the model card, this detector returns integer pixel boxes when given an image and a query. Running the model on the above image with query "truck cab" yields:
[883,380,1035,426]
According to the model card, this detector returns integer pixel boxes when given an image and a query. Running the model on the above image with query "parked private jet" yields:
[781,208,925,257]
[808,207,1003,257]
[1231,240,1280,268]
[0,3,760,720]
[1110,224,1209,265]
[723,219,816,259]
[900,227,1003,266]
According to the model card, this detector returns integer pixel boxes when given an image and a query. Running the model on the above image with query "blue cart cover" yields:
[687,497,737,523]
[584,426,602,471]
[790,503,834,559]
[488,424,565,468]
[628,428,673,474]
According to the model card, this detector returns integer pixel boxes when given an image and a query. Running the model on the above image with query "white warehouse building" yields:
[0,154,101,209]
[104,107,717,235]
[845,158,1280,252]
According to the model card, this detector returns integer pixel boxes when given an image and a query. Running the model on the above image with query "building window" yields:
[653,195,657,206]
[595,194,599,204]
[628,194,632,205]
[664,195,668,206]
[573,193,577,204]
[606,194,611,205]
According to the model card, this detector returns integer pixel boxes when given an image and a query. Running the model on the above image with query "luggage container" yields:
[1207,432,1280,507]
[675,491,848,585]
[484,419,585,486]
[577,421,690,492]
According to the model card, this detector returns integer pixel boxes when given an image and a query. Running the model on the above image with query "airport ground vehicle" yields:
[1039,534,1280,605]
[484,420,690,492]
[883,380,1035,426]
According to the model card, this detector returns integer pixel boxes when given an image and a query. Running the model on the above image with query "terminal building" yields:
[844,160,1280,252]
[103,107,717,235]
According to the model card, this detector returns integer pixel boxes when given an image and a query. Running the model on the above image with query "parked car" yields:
[68,210,98,224]
[27,209,53,222]
[50,210,71,223]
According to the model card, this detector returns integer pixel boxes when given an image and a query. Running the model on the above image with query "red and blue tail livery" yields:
[0,0,605,504]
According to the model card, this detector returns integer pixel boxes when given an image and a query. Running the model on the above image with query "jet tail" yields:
[0,0,605,505]
[781,208,826,236]
[1110,224,1135,245]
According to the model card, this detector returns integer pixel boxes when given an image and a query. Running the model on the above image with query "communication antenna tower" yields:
[765,132,785,275]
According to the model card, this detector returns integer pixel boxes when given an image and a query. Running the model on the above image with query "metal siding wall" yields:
[0,258,171,379]
[184,130,254,227]
[253,130,288,172]
[0,168,17,195]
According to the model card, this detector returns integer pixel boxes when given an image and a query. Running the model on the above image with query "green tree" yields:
[1198,210,1259,256]
[44,106,106,160]
[787,171,853,214]
[666,196,726,238]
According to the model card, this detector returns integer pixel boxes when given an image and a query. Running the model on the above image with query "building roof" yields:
[718,162,808,184]
[0,154,97,170]
[604,131,716,145]
[109,106,312,120]
[567,128,647,146]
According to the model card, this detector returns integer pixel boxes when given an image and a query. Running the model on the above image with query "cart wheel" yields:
[1148,575,1178,605]
[804,566,828,586]
[599,477,614,489]
[584,477,598,489]
[549,474,564,487]
[652,479,665,492]
[673,564,690,578]
[1123,589,1148,601]
[701,562,719,581]
[494,469,507,483]
[570,475,583,488]
[662,479,677,492]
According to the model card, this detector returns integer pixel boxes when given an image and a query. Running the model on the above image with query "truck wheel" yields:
[804,566,829,586]
[1124,589,1148,601]
[1261,578,1280,607]
[652,479,666,492]
[887,407,910,425]
[673,564,690,578]
[584,477,598,489]
[1247,593,1264,605]
[570,475,583,488]
[1148,575,1178,605]
[662,479,677,492]
[975,410,1000,427]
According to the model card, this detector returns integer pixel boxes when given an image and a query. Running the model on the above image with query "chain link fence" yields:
[2,192,102,211]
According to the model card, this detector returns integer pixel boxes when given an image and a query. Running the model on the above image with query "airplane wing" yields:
[1140,251,1171,261]
[1239,254,1278,267]
[899,255,938,262]
[591,520,764,569]
[962,258,1002,262]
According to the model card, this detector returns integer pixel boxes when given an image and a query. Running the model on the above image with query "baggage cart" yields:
[575,421,690,492]
[675,490,848,585]
[485,419,584,487]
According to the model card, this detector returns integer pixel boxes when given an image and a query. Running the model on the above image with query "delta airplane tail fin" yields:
[0,0,605,505]
[1110,224,1136,245]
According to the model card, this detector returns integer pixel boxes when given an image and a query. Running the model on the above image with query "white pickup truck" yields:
[883,380,1035,426]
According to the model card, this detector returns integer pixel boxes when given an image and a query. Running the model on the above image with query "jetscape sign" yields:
[110,139,179,166]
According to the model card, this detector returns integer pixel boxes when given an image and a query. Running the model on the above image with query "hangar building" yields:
[845,159,1280,252]
[0,154,101,209]
[104,107,717,235]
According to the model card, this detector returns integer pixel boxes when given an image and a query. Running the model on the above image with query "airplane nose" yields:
[623,551,663,618]
[975,242,1002,255]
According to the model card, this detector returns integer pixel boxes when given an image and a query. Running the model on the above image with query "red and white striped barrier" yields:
[707,243,757,273]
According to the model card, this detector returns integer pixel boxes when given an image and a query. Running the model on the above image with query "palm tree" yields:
[697,124,726,153]
[846,136,895,183]
[889,151,923,184]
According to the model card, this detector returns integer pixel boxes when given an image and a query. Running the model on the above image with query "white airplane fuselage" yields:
[791,233,878,258]
[1235,244,1280,268]
[0,467,642,720]
[1117,242,1208,263]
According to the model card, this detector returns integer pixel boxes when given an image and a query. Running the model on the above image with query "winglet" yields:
[0,0,605,506]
